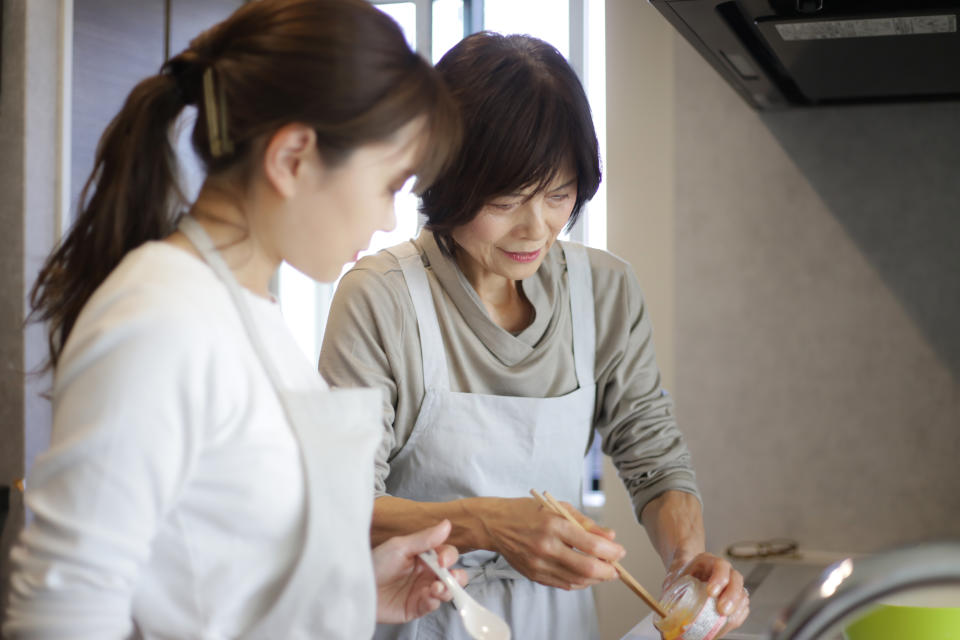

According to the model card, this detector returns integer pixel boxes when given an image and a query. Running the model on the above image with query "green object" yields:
[845,603,960,640]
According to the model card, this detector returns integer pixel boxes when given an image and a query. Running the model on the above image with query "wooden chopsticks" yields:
[529,489,668,618]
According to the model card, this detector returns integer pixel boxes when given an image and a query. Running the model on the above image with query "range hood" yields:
[648,1,960,109]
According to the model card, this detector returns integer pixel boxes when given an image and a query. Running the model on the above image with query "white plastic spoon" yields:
[418,549,512,640]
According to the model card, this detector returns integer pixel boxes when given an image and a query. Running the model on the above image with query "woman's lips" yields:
[501,248,542,263]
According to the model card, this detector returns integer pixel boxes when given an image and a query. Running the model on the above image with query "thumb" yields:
[398,519,453,555]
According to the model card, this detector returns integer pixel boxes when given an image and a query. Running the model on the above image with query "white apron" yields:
[179,217,381,640]
[374,240,600,640]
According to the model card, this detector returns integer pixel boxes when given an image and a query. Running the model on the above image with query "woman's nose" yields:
[519,197,548,235]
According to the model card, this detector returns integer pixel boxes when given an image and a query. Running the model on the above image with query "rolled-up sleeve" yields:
[591,252,701,520]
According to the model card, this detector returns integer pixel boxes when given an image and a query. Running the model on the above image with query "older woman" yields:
[319,32,749,639]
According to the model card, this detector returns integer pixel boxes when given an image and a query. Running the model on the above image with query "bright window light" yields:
[433,0,464,63]
[484,0,569,58]
[377,3,417,51]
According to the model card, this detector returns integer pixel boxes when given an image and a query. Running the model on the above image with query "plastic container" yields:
[653,575,727,640]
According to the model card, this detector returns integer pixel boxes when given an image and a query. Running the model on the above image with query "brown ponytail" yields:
[30,72,186,368]
[30,0,459,369]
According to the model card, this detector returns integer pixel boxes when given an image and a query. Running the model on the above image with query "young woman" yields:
[4,1,462,638]
[319,32,750,639]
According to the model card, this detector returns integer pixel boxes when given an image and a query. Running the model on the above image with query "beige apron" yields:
[374,240,600,640]
[179,216,381,639]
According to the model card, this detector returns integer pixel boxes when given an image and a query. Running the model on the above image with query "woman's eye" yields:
[549,193,571,203]
[489,202,516,211]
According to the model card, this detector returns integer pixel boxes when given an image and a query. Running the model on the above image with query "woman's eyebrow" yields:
[499,179,576,199]
[548,178,577,191]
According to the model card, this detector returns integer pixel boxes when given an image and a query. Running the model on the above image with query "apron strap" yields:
[178,216,332,638]
[560,241,596,388]
[459,550,524,584]
[386,241,451,392]
[178,216,328,392]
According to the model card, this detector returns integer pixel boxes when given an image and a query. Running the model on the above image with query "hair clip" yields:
[203,67,234,158]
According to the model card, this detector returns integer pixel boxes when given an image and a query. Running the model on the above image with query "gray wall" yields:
[673,36,960,554]
[0,0,59,616]
[599,1,960,638]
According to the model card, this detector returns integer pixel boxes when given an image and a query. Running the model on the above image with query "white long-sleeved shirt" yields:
[4,242,318,639]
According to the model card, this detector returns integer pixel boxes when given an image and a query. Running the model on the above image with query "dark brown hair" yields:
[420,32,601,250]
[30,0,459,368]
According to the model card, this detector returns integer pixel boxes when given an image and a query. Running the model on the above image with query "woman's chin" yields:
[500,260,544,281]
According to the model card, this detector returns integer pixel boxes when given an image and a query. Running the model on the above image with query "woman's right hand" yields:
[475,497,626,590]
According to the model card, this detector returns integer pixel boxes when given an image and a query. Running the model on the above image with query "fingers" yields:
[561,501,617,541]
[702,559,732,599]
[379,519,454,565]
[411,567,467,620]
[727,592,751,627]
[714,568,745,617]
[403,518,452,554]
[427,567,467,602]
[434,543,459,570]
[544,551,618,587]
[720,587,750,636]
[562,522,626,565]
[528,532,622,587]
[423,546,465,604]
[519,501,626,588]
[669,552,750,623]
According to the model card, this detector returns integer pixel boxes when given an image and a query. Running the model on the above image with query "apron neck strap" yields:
[559,241,596,386]
[388,241,452,391]
[177,215,300,391]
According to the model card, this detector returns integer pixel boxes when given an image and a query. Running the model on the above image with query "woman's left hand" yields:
[662,552,750,636]
[372,519,468,624]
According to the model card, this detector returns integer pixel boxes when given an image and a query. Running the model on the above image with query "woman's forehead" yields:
[502,166,577,197]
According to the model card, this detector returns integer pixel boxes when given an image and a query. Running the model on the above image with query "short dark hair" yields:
[421,32,601,248]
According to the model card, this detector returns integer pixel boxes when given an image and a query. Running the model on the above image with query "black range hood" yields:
[648,0,960,109]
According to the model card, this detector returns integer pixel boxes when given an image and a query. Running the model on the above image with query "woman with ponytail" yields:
[4,1,462,637]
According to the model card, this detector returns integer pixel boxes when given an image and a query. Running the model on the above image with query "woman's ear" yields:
[262,123,319,199]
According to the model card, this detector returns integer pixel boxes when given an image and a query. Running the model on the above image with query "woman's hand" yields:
[476,497,626,590]
[372,519,468,624]
[662,552,750,636]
